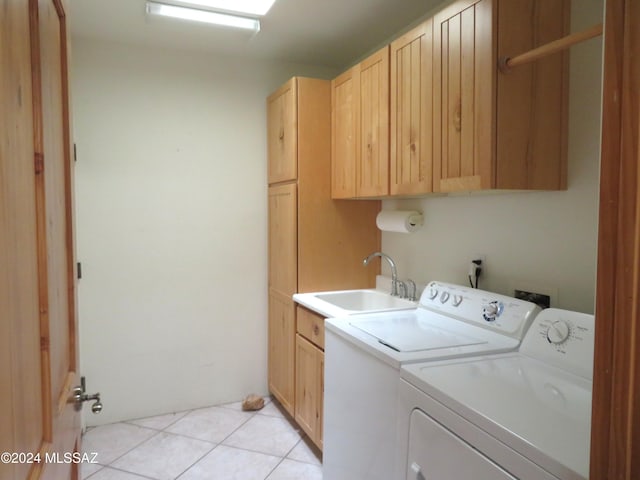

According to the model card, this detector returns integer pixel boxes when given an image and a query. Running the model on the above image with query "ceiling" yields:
[69,0,448,69]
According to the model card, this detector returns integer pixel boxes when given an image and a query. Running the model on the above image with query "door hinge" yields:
[74,143,77,162]
[34,152,44,174]
[77,262,82,279]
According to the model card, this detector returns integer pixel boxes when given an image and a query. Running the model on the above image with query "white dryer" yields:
[397,308,594,480]
[323,281,540,480]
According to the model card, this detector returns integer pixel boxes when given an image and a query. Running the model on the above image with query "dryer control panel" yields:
[520,308,595,381]
[419,281,541,341]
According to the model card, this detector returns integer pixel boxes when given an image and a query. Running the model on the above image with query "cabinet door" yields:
[433,0,494,192]
[268,78,297,184]
[390,19,433,195]
[268,183,297,296]
[358,46,390,197]
[295,334,323,448]
[268,291,296,415]
[331,67,358,198]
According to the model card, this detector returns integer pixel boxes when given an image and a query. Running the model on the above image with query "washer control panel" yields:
[419,281,540,340]
[520,308,595,380]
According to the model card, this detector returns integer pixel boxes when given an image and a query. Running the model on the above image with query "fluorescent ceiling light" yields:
[146,2,261,31]
[168,0,276,16]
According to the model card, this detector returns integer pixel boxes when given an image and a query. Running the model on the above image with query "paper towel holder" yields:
[376,210,424,233]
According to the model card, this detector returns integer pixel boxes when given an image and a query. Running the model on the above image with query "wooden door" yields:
[1,1,80,479]
[331,67,358,199]
[433,0,494,192]
[358,46,389,197]
[267,78,297,184]
[1,2,46,479]
[590,0,640,476]
[390,19,433,195]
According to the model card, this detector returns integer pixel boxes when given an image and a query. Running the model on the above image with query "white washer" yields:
[323,281,540,480]
[398,308,594,480]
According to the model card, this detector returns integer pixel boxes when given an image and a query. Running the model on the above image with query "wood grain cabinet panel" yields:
[331,67,358,199]
[331,47,390,198]
[295,306,325,449]
[295,333,324,449]
[358,47,390,197]
[268,290,296,415]
[268,183,297,296]
[390,19,433,195]
[267,79,297,184]
[433,0,569,192]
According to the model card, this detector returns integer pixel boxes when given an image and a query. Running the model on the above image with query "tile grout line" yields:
[168,403,259,480]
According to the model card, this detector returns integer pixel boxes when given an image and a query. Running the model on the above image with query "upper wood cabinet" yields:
[331,66,357,198]
[358,48,390,197]
[390,19,434,195]
[268,79,297,184]
[331,46,390,198]
[433,0,569,192]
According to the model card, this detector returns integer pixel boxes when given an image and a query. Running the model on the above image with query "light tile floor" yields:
[81,398,322,480]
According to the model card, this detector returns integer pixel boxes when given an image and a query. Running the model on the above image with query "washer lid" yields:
[350,315,487,352]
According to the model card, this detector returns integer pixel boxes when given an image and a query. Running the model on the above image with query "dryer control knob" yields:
[428,288,438,300]
[546,320,571,344]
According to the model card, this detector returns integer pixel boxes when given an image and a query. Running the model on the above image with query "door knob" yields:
[71,377,102,414]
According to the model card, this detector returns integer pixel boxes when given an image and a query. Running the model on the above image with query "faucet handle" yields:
[406,279,417,301]
[396,280,407,299]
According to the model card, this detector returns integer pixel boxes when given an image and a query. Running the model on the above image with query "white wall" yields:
[72,38,337,426]
[381,0,604,314]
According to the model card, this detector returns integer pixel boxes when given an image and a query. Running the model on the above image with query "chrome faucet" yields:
[363,252,399,296]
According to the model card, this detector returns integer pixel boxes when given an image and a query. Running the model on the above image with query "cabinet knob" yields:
[313,324,320,336]
[279,129,284,140]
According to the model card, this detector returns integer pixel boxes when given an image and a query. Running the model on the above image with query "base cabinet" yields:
[268,291,296,414]
[295,306,325,450]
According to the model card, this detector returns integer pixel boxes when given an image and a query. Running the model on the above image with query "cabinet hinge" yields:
[34,152,44,174]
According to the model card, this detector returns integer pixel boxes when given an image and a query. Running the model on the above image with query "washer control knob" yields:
[482,301,504,322]
[452,295,463,307]
[546,320,571,344]
[440,291,450,303]
[428,288,438,300]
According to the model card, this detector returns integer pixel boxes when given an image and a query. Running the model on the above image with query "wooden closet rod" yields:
[499,23,603,73]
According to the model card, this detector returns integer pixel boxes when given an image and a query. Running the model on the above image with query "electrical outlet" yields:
[469,254,486,265]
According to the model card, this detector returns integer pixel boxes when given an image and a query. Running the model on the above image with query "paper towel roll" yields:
[376,210,423,233]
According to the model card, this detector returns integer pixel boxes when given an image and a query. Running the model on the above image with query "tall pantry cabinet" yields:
[267,77,380,424]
